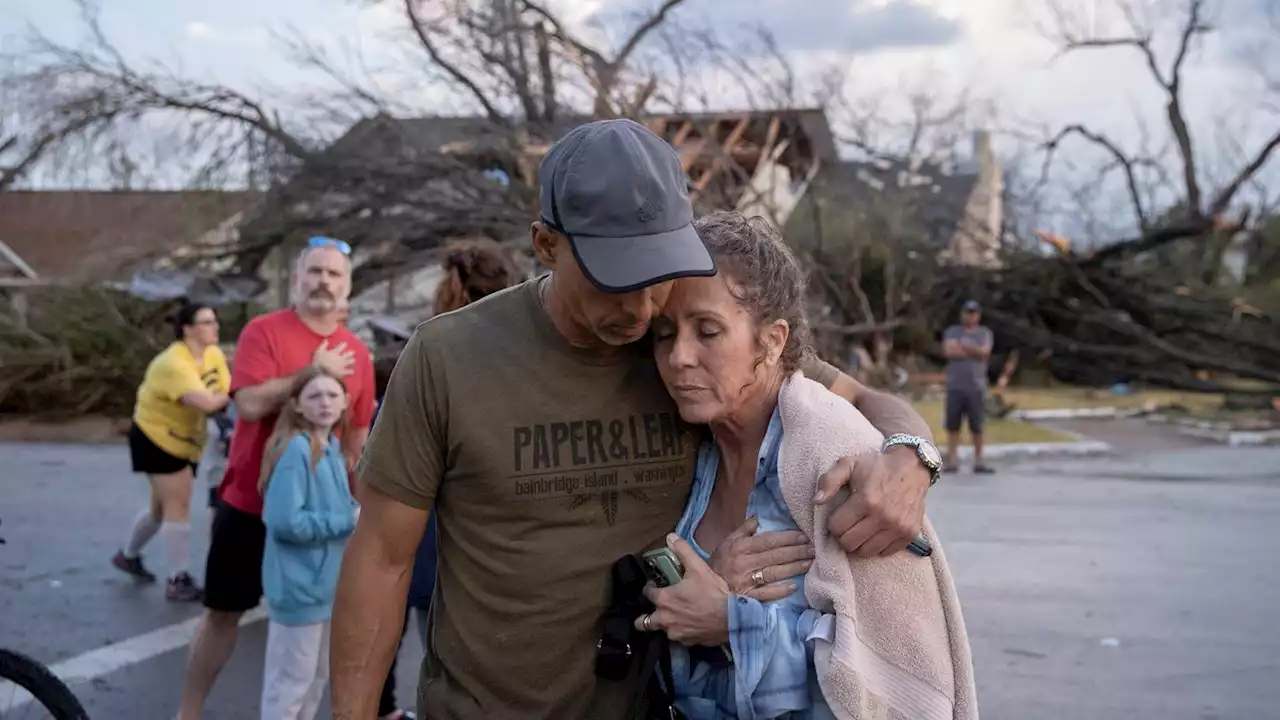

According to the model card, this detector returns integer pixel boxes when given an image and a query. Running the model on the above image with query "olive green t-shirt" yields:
[358,277,839,720]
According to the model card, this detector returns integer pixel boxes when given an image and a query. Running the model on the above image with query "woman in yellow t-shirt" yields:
[112,301,231,602]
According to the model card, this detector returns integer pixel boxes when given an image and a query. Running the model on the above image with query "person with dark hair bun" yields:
[112,301,231,602]
[433,238,520,315]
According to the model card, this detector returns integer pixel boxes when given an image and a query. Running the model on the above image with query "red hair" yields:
[258,366,350,494]
[433,239,519,315]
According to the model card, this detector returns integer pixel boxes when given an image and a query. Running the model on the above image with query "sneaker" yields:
[973,464,996,474]
[165,572,204,602]
[111,550,157,583]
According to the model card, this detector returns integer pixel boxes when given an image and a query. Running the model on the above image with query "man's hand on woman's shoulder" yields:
[816,450,929,558]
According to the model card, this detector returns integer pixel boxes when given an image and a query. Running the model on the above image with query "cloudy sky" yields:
[3,0,1277,234]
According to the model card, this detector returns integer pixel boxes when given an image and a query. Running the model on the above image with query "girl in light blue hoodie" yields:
[257,367,358,720]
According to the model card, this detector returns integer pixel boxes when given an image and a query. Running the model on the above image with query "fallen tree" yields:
[927,249,1280,395]
[915,0,1280,395]
[0,286,259,417]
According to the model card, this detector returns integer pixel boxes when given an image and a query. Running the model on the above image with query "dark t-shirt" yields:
[357,277,838,719]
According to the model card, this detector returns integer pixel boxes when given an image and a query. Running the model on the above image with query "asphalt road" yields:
[2,431,1277,719]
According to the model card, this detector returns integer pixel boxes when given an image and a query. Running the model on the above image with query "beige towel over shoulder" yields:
[776,372,978,720]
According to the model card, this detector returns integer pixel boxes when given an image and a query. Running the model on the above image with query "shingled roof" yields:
[784,151,986,255]
[0,190,259,282]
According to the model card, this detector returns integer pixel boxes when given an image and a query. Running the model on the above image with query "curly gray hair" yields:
[694,211,813,373]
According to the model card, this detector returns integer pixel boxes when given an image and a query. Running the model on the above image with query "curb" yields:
[1146,414,1224,430]
[1013,407,1126,417]
[1010,409,1280,448]
[1169,426,1280,447]
[953,440,1112,460]
[1146,414,1280,446]
[1009,407,1140,420]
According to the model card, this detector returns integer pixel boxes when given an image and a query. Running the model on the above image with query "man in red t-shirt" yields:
[177,238,376,720]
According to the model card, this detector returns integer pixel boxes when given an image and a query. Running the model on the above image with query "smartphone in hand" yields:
[641,547,684,587]
[640,546,734,665]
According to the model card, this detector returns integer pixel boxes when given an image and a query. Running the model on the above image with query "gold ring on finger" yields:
[751,569,766,587]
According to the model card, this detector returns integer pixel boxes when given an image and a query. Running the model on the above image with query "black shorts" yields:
[202,502,266,613]
[945,388,986,434]
[128,423,198,476]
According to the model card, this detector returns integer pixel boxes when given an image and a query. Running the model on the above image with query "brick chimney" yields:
[943,129,1003,268]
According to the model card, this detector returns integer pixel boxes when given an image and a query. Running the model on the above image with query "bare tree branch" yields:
[521,0,687,116]
[1041,124,1153,231]
[611,0,687,78]
[1048,0,1210,213]
[534,21,556,121]
[403,0,507,125]
[1210,129,1280,216]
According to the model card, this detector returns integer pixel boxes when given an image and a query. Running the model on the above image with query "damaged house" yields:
[205,109,1002,344]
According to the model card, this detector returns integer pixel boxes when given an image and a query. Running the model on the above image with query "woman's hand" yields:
[709,517,813,599]
[636,534,735,646]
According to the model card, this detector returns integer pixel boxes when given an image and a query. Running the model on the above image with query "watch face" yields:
[920,441,943,466]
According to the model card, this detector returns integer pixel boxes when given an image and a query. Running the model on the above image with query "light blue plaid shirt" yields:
[669,407,835,720]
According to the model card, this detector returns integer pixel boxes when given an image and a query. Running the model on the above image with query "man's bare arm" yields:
[342,426,371,488]
[347,426,370,458]
[819,369,935,557]
[827,372,934,442]
[331,482,428,720]
[237,342,357,422]
[942,338,967,359]
[231,375,297,422]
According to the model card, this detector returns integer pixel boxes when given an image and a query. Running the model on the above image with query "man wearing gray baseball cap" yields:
[539,118,716,294]
[331,118,940,720]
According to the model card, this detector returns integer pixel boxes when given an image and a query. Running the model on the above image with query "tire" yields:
[0,648,90,719]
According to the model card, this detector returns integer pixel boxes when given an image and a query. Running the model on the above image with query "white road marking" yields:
[0,607,267,712]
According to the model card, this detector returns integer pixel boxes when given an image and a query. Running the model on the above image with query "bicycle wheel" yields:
[0,648,89,719]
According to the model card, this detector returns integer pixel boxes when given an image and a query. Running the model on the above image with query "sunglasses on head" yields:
[308,236,352,255]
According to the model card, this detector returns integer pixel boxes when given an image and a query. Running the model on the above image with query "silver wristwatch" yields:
[882,433,944,486]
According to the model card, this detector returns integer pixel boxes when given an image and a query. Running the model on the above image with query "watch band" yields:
[882,433,943,486]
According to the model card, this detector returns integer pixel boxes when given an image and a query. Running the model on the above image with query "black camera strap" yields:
[597,555,648,681]
[597,555,686,720]
[632,623,685,720]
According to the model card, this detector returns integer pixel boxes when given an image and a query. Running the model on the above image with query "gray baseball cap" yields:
[538,118,716,293]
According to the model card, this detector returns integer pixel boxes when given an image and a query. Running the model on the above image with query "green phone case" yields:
[640,546,735,664]
[641,547,684,587]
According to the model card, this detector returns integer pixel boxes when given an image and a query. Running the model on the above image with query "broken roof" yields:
[333,107,837,169]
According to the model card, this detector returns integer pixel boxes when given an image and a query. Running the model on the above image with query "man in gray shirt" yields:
[943,300,994,473]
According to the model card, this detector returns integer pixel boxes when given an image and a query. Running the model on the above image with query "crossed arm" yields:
[943,337,992,361]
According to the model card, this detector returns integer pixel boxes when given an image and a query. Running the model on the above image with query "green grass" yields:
[997,387,1224,413]
[913,400,1074,445]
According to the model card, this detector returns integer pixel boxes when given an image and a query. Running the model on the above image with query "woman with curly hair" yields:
[432,238,521,313]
